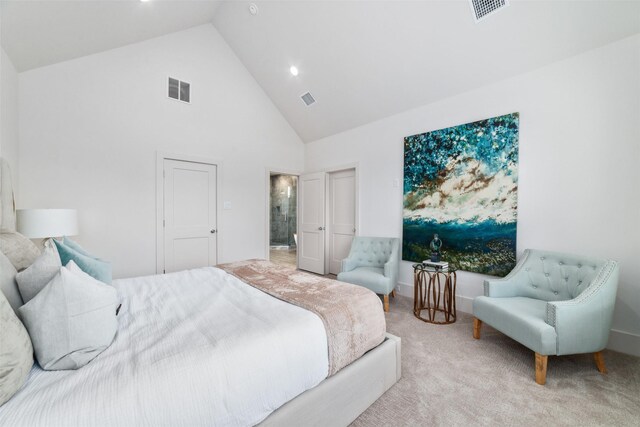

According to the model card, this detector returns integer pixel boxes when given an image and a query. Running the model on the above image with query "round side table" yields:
[413,264,457,324]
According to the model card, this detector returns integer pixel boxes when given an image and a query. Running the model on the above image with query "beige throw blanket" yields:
[217,259,386,376]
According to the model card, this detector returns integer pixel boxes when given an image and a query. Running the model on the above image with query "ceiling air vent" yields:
[469,0,509,23]
[301,92,316,106]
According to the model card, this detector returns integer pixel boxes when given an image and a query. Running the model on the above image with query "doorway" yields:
[156,153,221,274]
[269,173,298,267]
[327,169,356,275]
[298,167,357,275]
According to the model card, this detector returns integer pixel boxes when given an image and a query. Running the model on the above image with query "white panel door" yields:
[164,159,217,273]
[328,169,356,275]
[298,172,326,274]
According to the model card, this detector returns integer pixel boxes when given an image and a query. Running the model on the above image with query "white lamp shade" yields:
[16,209,79,239]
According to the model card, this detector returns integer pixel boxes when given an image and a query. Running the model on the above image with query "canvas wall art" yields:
[402,113,519,276]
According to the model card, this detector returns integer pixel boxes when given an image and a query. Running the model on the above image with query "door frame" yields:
[264,167,302,265]
[323,163,359,274]
[156,151,223,274]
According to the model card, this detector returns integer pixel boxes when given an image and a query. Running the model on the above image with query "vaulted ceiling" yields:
[0,0,222,72]
[2,0,639,142]
[213,0,640,141]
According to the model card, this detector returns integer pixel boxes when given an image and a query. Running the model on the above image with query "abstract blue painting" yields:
[402,113,519,276]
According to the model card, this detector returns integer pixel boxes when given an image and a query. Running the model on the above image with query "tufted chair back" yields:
[506,249,609,302]
[347,237,399,269]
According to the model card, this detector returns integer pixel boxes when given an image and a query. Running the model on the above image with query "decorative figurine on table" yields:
[429,234,442,262]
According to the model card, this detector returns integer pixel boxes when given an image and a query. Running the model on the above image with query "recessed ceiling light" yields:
[140,0,150,2]
[290,66,299,76]
[249,3,259,15]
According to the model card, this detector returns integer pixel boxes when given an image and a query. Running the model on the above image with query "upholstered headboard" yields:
[0,157,41,273]
[0,158,17,233]
[0,157,23,313]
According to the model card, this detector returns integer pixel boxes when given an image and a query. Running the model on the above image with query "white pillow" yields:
[0,250,22,315]
[18,261,118,371]
[16,242,61,304]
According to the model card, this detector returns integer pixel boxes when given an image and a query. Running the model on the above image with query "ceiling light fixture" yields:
[140,0,150,2]
[249,3,259,15]
[289,66,299,76]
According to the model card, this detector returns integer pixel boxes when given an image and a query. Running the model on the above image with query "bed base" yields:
[260,333,401,427]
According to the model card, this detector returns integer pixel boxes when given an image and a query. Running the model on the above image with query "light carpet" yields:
[352,295,640,426]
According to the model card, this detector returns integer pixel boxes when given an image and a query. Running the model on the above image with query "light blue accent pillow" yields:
[61,237,95,258]
[53,239,112,284]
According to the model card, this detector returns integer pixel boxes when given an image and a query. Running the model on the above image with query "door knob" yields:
[210,229,216,234]
[318,226,325,231]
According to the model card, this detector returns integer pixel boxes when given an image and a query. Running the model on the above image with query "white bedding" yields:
[0,267,329,427]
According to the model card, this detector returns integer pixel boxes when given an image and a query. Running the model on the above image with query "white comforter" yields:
[0,267,329,427]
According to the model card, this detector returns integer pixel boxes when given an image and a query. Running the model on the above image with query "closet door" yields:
[298,172,326,274]
[328,169,356,275]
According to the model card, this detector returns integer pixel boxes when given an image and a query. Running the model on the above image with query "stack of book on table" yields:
[422,260,449,270]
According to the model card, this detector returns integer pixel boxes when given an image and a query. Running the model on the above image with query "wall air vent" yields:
[168,77,190,103]
[301,92,316,106]
[469,0,509,23]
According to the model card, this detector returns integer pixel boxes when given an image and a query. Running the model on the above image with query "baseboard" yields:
[397,281,473,314]
[456,295,474,314]
[607,329,640,357]
[396,281,413,298]
[397,282,640,357]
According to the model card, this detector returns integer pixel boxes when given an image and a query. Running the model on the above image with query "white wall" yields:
[1,47,20,188]
[18,24,304,278]
[305,35,640,355]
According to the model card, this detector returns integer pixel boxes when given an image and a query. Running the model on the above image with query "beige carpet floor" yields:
[351,295,640,426]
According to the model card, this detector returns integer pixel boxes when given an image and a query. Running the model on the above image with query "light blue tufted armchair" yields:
[337,237,400,312]
[473,249,619,385]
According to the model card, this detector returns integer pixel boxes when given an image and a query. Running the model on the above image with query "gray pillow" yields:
[0,289,33,406]
[19,261,118,371]
[16,242,61,304]
[0,250,23,315]
[0,232,41,271]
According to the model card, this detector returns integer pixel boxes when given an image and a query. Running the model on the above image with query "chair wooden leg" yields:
[473,318,482,339]
[383,294,390,312]
[390,289,396,298]
[594,351,607,374]
[535,353,548,385]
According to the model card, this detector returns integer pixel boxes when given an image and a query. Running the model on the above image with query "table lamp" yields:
[16,209,79,239]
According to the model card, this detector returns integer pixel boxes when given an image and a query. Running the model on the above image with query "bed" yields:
[0,157,400,426]
[0,262,401,426]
